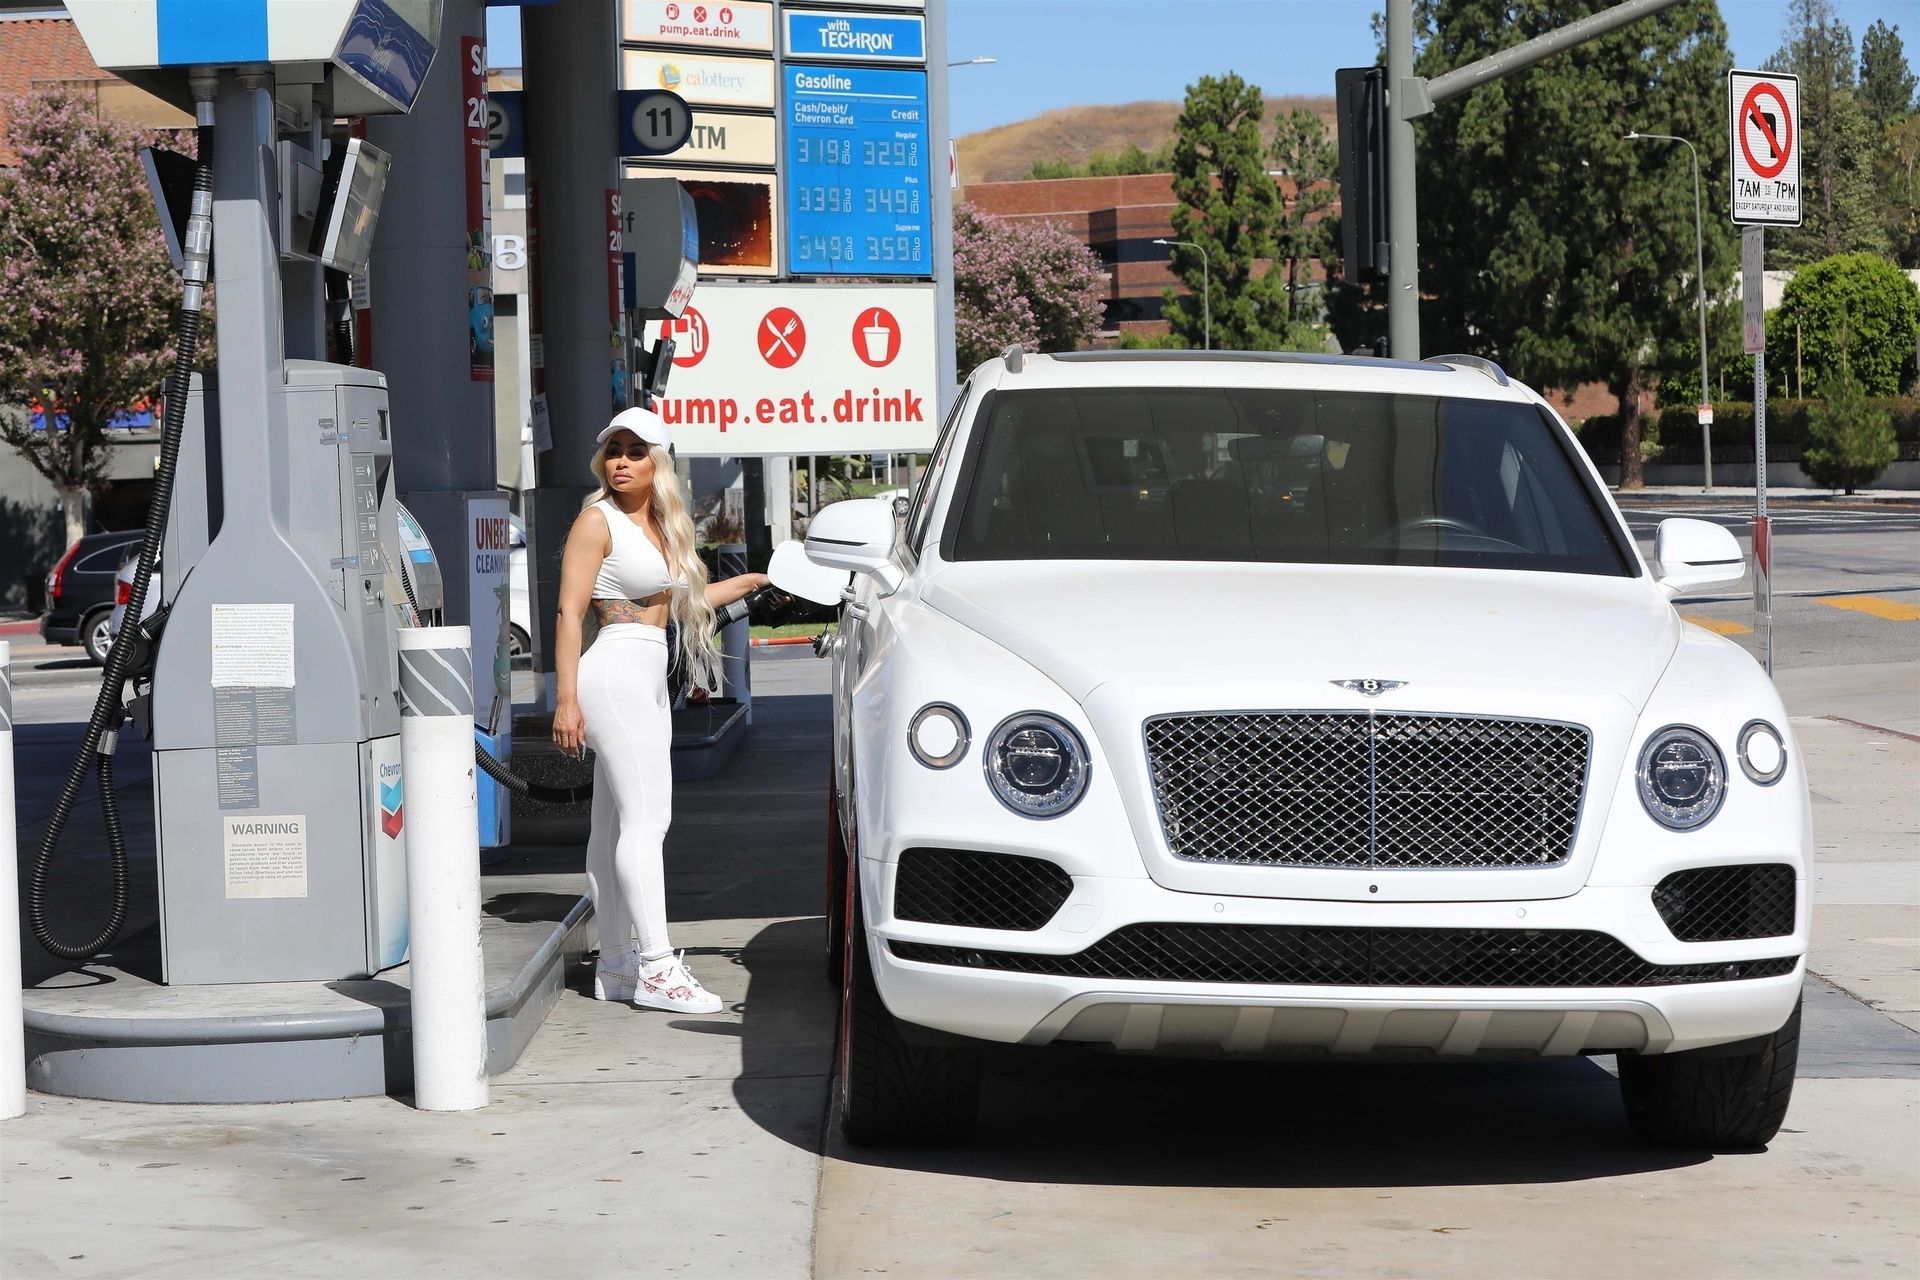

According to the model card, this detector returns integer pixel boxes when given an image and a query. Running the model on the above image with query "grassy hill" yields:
[956,95,1336,184]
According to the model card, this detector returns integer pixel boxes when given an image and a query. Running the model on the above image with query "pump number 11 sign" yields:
[1729,70,1801,226]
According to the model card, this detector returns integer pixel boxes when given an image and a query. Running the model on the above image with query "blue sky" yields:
[487,0,1917,136]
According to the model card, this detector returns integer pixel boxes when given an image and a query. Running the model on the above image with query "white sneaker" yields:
[593,947,641,1002]
[632,950,724,1014]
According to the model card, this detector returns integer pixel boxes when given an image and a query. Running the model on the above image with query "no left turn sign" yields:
[1729,70,1801,226]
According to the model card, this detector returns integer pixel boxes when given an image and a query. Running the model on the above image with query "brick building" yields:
[964,173,1186,335]
[963,171,1625,424]
[964,171,1334,340]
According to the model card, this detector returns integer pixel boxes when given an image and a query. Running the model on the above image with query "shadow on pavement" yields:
[846,1050,1708,1188]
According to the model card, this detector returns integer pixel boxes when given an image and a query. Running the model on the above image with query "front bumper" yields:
[866,870,1806,1057]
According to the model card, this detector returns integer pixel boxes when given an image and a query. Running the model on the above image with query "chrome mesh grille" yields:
[1144,712,1589,869]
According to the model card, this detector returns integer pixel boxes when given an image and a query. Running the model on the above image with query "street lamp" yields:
[1626,129,1714,491]
[944,56,995,192]
[1152,237,1210,350]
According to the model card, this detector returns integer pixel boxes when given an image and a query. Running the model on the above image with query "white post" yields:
[765,455,792,545]
[397,626,489,1112]
[0,642,24,1120]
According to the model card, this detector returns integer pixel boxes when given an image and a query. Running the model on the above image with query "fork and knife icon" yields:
[764,314,801,360]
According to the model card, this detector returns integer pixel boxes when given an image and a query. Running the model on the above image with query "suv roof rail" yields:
[1423,353,1509,386]
[1001,342,1025,373]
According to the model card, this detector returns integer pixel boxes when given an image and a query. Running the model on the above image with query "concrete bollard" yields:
[1,642,24,1119]
[397,626,489,1112]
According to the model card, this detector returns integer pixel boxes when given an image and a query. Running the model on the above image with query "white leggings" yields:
[579,624,674,960]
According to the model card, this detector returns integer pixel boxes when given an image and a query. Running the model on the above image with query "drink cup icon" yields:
[861,312,891,363]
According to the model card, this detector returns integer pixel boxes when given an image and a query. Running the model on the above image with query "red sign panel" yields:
[758,306,806,367]
[851,305,901,367]
[1738,82,1793,180]
[463,36,493,382]
[660,307,710,368]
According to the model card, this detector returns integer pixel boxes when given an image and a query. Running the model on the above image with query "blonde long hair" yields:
[583,441,722,693]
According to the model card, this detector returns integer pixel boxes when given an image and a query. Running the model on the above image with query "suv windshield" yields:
[944,387,1634,576]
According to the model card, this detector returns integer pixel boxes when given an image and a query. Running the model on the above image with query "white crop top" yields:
[589,499,680,600]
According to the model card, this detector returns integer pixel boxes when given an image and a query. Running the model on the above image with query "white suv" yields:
[803,349,1807,1148]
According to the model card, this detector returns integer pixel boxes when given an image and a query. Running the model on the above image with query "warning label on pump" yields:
[223,814,308,899]
[212,603,296,688]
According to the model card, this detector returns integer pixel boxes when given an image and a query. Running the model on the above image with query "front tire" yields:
[1618,998,1801,1148]
[838,881,981,1146]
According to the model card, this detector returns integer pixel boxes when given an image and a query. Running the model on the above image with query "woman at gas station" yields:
[550,405,769,1014]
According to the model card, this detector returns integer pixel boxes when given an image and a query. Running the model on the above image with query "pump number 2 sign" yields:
[1729,70,1801,226]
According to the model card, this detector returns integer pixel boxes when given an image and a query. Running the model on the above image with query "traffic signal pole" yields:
[1384,0,1687,359]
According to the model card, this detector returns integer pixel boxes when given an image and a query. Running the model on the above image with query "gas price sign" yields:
[784,65,931,278]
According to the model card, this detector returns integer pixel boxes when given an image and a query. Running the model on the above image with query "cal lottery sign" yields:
[651,283,937,455]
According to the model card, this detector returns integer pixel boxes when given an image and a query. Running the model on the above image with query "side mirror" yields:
[802,498,902,594]
[768,539,851,607]
[1654,517,1745,595]
[892,496,910,519]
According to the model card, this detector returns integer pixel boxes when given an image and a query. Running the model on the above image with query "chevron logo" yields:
[380,779,404,840]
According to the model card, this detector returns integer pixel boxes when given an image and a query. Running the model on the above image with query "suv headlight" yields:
[984,712,1089,818]
[1637,726,1726,830]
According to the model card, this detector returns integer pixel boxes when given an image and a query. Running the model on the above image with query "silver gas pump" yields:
[34,2,447,984]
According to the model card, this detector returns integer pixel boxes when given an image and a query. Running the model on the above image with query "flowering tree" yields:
[0,89,186,543]
[953,202,1106,373]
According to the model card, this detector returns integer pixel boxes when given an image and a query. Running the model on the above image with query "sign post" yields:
[1744,226,1771,674]
[1730,69,1800,678]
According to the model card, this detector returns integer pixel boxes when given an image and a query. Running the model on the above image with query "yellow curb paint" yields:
[1817,595,1920,622]
[1682,615,1753,636]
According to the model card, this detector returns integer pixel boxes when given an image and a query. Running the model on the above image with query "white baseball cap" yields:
[596,405,673,450]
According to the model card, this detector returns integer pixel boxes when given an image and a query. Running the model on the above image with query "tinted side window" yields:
[76,540,138,573]
[905,383,971,556]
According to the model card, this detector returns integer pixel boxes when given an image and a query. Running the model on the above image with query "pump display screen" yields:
[784,65,932,278]
[313,138,392,276]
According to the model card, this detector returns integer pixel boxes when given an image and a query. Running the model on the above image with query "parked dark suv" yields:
[42,529,142,664]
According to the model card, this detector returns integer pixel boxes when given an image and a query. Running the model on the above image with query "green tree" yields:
[0,89,187,543]
[1408,0,1739,487]
[1878,113,1920,265]
[1164,73,1283,349]
[1024,157,1076,180]
[1023,142,1174,182]
[1802,369,1898,492]
[1270,107,1337,347]
[1859,20,1917,128]
[1771,252,1920,396]
[1769,0,1888,262]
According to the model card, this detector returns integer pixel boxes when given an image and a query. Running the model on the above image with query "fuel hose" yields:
[29,99,216,960]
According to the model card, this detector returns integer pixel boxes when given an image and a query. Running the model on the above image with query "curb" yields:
[0,619,40,638]
[750,635,819,648]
